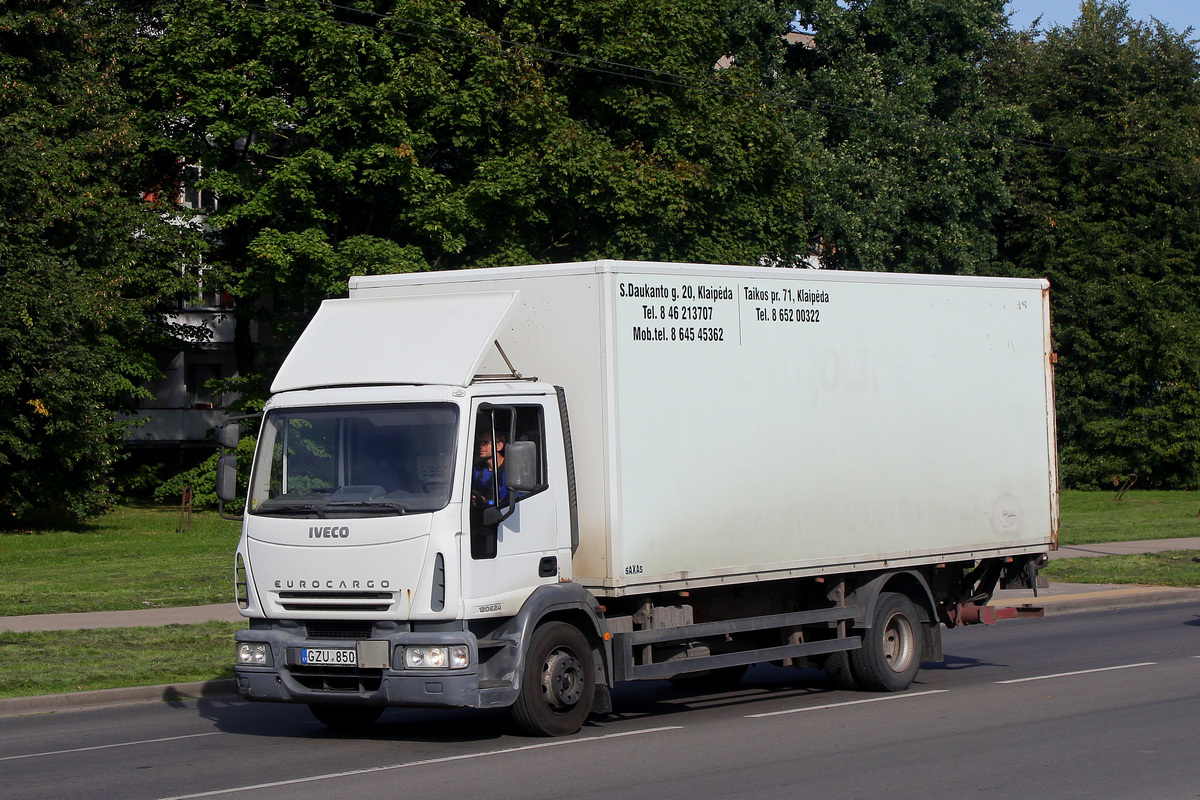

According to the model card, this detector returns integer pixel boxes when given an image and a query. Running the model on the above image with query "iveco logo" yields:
[309,526,351,539]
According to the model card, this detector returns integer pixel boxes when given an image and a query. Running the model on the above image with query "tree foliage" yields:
[990,1,1200,488]
[153,434,255,509]
[4,0,1200,515]
[141,0,814,402]
[786,0,1030,273]
[0,0,200,524]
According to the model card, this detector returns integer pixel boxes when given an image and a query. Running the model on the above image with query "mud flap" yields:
[922,619,943,663]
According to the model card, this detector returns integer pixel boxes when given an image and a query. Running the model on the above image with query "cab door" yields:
[460,400,560,606]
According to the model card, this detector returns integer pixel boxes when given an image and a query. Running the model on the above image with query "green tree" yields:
[786,0,1029,273]
[0,0,201,524]
[990,1,1200,487]
[141,0,814,402]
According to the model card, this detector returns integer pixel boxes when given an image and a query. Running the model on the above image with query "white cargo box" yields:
[347,261,1058,596]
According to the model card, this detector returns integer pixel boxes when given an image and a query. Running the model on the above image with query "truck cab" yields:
[232,380,603,732]
[227,288,610,735]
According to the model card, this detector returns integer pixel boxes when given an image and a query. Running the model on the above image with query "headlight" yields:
[237,642,273,666]
[403,645,469,670]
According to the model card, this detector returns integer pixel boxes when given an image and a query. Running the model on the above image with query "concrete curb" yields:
[1042,587,1200,613]
[995,585,1200,615]
[0,679,238,718]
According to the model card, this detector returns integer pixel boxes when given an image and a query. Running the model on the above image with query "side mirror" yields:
[217,421,239,450]
[217,453,238,504]
[504,440,540,492]
[214,413,259,522]
[481,506,505,528]
[477,441,540,531]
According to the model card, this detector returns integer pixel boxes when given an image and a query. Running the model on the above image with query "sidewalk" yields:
[0,603,244,633]
[1050,536,1200,560]
[994,535,1200,612]
[994,579,1200,612]
[2,538,1199,717]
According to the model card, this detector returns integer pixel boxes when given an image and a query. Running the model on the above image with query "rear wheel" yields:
[848,592,924,692]
[308,703,384,731]
[511,622,596,736]
[822,650,859,690]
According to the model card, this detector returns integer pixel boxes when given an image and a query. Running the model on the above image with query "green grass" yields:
[1058,490,1200,545]
[0,621,241,699]
[1042,550,1200,588]
[0,505,240,616]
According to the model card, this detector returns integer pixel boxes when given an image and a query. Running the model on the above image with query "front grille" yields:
[276,591,394,612]
[306,620,375,640]
[288,666,383,693]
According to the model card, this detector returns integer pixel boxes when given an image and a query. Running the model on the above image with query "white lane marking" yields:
[995,662,1157,684]
[745,689,949,718]
[154,725,684,800]
[0,732,220,762]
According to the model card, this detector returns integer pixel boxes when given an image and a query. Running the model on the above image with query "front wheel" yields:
[848,592,924,692]
[511,622,596,736]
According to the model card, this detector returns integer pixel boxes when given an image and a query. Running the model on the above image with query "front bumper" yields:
[235,626,501,709]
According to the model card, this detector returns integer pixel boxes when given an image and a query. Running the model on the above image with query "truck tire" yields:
[511,622,596,737]
[308,703,384,731]
[822,651,859,690]
[848,592,923,692]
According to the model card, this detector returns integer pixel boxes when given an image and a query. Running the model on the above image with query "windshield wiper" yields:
[255,503,327,519]
[255,498,409,518]
[325,501,407,516]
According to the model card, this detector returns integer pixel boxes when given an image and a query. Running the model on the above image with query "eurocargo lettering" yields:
[217,259,1057,736]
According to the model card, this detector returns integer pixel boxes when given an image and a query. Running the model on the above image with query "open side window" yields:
[469,404,548,559]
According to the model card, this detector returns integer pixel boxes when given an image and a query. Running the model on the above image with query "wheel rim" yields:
[881,611,915,673]
[541,647,584,709]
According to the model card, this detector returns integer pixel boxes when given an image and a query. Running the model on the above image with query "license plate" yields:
[301,647,357,666]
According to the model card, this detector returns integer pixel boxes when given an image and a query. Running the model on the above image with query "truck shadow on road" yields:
[603,668,833,721]
[189,695,516,742]
[920,654,1005,671]
[183,665,945,743]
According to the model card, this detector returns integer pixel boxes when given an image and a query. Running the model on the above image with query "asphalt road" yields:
[3,602,1198,800]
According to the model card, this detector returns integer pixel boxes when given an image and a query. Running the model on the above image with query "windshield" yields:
[248,403,458,518]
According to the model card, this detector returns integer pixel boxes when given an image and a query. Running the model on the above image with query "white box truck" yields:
[220,260,1057,736]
